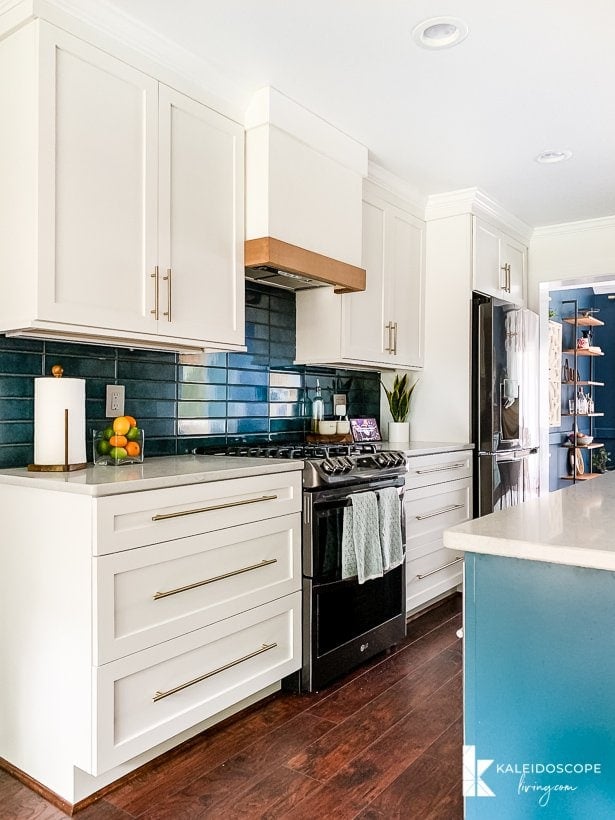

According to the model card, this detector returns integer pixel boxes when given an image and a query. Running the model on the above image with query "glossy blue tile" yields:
[246,338,270,356]
[0,443,33,468]
[145,437,178,457]
[177,419,226,436]
[245,305,269,325]
[178,436,227,452]
[0,398,34,420]
[245,322,270,341]
[270,418,305,433]
[0,376,35,398]
[118,348,176,363]
[129,380,177,400]
[45,341,117,359]
[227,402,268,418]
[117,360,177,382]
[228,353,269,371]
[0,352,44,376]
[129,399,176,419]
[270,371,302,388]
[179,365,227,385]
[269,402,302,417]
[204,352,228,368]
[178,401,227,418]
[269,387,300,402]
[0,336,44,353]
[269,309,295,330]
[228,385,267,402]
[227,368,268,386]
[179,383,226,401]
[227,418,268,434]
[137,417,176,437]
[0,421,34,444]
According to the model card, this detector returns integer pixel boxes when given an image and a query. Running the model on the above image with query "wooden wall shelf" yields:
[563,316,604,327]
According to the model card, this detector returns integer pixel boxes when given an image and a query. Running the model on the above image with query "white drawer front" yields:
[405,450,472,490]
[94,471,302,555]
[94,514,301,664]
[406,546,463,615]
[405,478,472,557]
[92,591,301,775]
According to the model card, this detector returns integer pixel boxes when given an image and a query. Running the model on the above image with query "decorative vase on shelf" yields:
[388,421,410,443]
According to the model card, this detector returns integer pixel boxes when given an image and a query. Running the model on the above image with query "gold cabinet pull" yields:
[153,642,278,702]
[163,267,172,322]
[151,494,278,522]
[150,265,160,319]
[415,503,464,521]
[393,322,398,355]
[384,321,393,352]
[153,558,278,600]
[415,462,465,475]
[416,556,463,580]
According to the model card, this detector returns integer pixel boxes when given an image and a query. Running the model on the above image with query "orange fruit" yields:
[109,434,127,447]
[125,441,141,457]
[125,415,137,427]
[112,416,131,436]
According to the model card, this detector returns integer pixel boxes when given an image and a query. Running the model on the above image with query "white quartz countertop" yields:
[378,441,473,456]
[0,455,304,497]
[444,472,615,571]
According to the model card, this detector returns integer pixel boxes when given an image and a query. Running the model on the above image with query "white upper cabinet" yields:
[473,216,527,306]
[296,181,425,370]
[0,21,244,352]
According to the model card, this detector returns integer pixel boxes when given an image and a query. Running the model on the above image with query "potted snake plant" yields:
[381,373,419,443]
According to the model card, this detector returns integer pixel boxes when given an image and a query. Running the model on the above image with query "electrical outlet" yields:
[333,393,347,415]
[105,384,125,417]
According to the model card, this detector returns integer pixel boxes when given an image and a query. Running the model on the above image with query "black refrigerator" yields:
[472,292,540,517]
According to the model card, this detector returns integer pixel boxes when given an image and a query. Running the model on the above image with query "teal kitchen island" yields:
[444,474,615,819]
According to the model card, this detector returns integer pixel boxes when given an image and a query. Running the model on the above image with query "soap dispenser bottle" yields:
[311,380,324,432]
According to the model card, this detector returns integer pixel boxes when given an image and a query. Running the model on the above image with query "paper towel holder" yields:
[28,364,88,473]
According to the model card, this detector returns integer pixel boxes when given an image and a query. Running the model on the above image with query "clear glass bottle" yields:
[311,380,324,432]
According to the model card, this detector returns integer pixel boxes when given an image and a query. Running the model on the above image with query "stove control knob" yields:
[321,459,336,474]
[375,453,388,468]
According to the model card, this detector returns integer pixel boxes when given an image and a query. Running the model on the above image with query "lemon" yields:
[112,416,131,436]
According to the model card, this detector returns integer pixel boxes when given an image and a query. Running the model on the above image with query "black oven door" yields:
[303,476,405,582]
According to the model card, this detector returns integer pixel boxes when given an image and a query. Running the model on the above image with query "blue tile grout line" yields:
[0,283,381,468]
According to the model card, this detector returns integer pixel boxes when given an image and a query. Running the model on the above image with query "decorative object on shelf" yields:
[593,448,610,474]
[381,373,419,443]
[349,417,381,442]
[28,364,87,472]
[576,332,590,350]
[93,415,144,465]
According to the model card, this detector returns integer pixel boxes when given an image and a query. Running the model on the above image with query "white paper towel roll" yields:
[34,377,86,465]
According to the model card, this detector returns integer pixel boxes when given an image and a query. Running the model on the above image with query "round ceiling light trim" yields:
[412,17,469,49]
[535,149,573,164]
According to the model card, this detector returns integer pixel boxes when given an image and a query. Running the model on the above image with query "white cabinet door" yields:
[158,86,244,346]
[38,25,158,333]
[473,216,526,306]
[341,195,388,362]
[388,206,425,369]
[340,187,425,368]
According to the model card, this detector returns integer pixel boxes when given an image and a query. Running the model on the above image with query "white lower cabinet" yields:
[404,452,472,614]
[0,467,302,804]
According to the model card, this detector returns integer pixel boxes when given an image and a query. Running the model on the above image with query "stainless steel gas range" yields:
[200,442,408,691]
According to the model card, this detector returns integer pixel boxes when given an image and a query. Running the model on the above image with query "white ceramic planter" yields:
[388,421,410,443]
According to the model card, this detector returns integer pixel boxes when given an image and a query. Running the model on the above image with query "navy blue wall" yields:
[0,283,381,468]
[549,287,613,490]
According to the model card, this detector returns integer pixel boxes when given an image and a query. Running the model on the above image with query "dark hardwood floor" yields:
[0,595,463,819]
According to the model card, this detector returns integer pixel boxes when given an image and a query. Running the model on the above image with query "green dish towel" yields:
[378,486,404,571]
[341,491,383,584]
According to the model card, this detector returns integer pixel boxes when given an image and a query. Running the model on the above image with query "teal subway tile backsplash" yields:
[0,283,381,468]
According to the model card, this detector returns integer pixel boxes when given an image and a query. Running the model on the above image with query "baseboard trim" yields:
[406,589,462,623]
[0,758,75,815]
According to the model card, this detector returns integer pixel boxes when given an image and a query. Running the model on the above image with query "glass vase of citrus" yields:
[93,415,144,465]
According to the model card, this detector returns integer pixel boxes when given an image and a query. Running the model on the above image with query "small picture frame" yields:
[350,417,382,442]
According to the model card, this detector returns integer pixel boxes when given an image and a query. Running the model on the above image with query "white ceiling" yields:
[99,0,615,228]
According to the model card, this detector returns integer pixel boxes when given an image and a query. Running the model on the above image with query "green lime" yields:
[103,426,114,440]
[97,439,111,455]
[109,446,128,460]
[126,426,141,441]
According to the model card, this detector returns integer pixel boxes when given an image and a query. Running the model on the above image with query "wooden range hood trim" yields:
[244,237,366,293]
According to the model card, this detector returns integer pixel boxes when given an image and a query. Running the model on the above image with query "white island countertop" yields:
[444,472,615,572]
[0,454,304,497]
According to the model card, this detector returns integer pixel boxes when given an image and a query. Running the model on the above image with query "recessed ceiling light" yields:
[535,150,573,164]
[412,17,469,49]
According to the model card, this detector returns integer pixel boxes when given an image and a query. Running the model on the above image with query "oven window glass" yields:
[315,565,403,656]
[313,502,347,583]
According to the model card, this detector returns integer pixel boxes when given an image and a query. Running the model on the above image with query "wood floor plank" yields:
[0,770,67,820]
[134,712,336,819]
[215,766,322,819]
[282,672,463,819]
[355,718,462,819]
[307,615,461,724]
[106,690,318,815]
[288,647,461,782]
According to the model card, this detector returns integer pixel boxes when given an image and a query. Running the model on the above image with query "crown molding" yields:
[532,215,615,238]
[425,187,533,244]
[365,162,426,217]
[16,0,247,119]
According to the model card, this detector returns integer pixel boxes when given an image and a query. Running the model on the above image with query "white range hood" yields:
[244,87,367,293]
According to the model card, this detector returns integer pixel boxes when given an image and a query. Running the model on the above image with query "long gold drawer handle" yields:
[416,556,464,580]
[415,503,464,521]
[152,494,278,522]
[153,558,278,600]
[415,462,465,475]
[153,642,278,702]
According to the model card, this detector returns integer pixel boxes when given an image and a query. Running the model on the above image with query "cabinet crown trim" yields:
[425,187,532,244]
